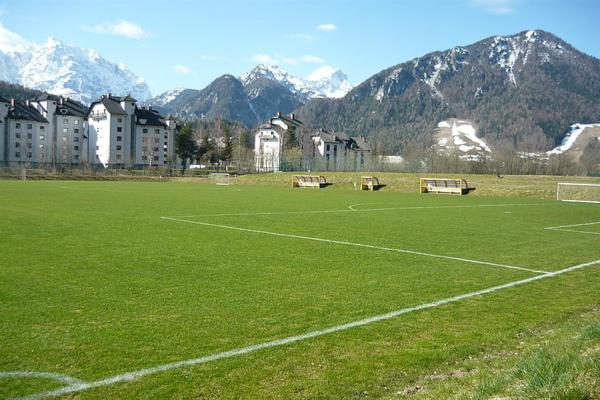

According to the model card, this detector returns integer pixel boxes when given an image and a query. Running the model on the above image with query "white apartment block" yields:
[310,129,371,171]
[254,112,304,172]
[0,97,51,165]
[87,94,177,167]
[30,94,89,164]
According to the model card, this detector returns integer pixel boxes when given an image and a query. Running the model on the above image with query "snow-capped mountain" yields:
[299,29,600,154]
[149,87,185,107]
[240,64,353,99]
[0,24,151,104]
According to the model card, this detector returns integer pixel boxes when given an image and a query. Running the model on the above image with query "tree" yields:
[174,123,197,171]
[221,126,233,162]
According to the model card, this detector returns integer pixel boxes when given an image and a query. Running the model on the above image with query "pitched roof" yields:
[135,106,167,128]
[312,129,344,143]
[351,136,371,151]
[34,93,60,101]
[55,98,87,118]
[8,101,48,123]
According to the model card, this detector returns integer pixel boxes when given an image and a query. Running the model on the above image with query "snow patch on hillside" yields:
[435,119,492,157]
[547,123,600,154]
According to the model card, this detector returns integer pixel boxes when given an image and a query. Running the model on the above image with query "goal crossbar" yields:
[557,182,600,203]
[210,173,231,186]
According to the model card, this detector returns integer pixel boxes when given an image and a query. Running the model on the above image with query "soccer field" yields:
[1,180,599,399]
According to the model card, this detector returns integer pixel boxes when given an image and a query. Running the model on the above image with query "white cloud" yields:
[82,20,148,39]
[298,55,325,64]
[0,22,30,53]
[253,54,279,65]
[317,23,337,31]
[289,33,316,41]
[173,64,191,74]
[470,0,515,14]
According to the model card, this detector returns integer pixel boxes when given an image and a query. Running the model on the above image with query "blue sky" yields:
[1,0,599,95]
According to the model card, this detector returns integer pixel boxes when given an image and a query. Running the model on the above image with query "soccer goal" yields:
[557,183,600,203]
[210,173,231,186]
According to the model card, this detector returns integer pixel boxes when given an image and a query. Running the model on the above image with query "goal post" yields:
[557,182,600,203]
[210,173,231,186]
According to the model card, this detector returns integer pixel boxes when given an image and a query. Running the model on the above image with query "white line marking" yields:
[20,259,600,400]
[160,217,546,274]
[544,221,600,236]
[545,221,600,230]
[545,228,600,236]
[0,371,86,385]
[168,202,550,219]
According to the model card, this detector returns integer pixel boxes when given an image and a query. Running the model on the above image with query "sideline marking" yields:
[0,371,86,385]
[544,221,600,236]
[161,217,546,274]
[19,259,600,400]
[168,202,550,219]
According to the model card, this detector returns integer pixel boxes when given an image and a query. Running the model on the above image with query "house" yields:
[310,129,371,171]
[254,112,304,172]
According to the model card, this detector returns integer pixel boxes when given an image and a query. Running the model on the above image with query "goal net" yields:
[210,173,231,186]
[557,183,600,203]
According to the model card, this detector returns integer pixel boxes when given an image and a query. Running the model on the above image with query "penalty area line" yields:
[167,202,550,219]
[160,217,546,274]
[20,259,600,400]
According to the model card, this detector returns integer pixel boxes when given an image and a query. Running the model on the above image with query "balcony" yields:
[90,111,107,120]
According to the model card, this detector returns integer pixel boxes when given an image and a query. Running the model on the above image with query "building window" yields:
[40,126,45,131]
[326,144,330,151]
[142,155,147,161]
[74,128,79,134]
[74,120,79,125]
[62,136,67,142]
[117,127,122,132]
[27,152,32,158]
[15,142,20,148]
[27,143,32,149]
[142,128,148,134]
[40,154,45,159]
[74,146,79,151]
[116,145,122,151]
[15,152,20,157]
[64,118,69,124]
[16,132,21,138]
[63,128,68,133]
[27,124,32,130]
[27,133,32,140]
[117,136,122,142]
[118,118,122,123]
[116,154,122,160]
[40,144,44,149]
[74,136,79,142]
[153,156,159,161]
[74,154,79,160]
[96,146,99,150]
[16,123,21,129]
[154,129,159,134]
[39,135,45,140]
[154,138,160,144]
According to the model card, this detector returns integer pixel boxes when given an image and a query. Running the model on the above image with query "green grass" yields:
[0,178,599,399]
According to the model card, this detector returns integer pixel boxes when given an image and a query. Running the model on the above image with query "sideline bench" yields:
[420,178,470,195]
[360,176,380,191]
[292,175,327,188]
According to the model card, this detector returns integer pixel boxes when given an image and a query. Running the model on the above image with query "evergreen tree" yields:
[174,123,197,171]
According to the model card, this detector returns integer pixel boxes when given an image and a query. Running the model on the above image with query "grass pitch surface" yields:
[1,180,599,399]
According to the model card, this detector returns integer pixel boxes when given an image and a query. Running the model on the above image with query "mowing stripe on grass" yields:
[18,259,600,400]
[160,217,546,274]
[168,202,550,218]
[0,371,85,385]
